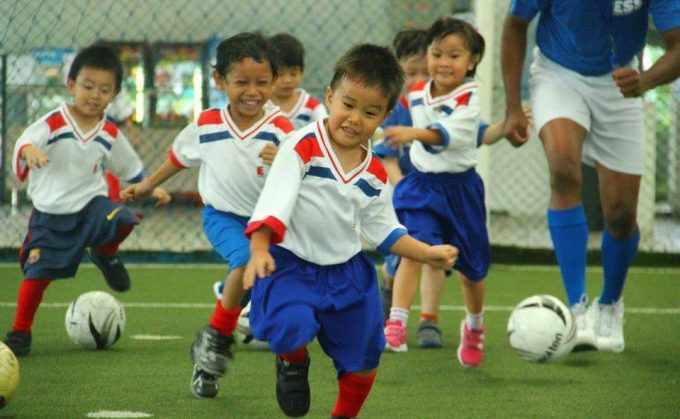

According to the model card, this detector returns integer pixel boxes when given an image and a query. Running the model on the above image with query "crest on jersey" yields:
[613,0,642,16]
[27,248,41,264]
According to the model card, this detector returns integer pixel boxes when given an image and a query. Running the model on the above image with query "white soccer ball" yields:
[65,291,126,350]
[235,302,269,350]
[0,342,20,409]
[507,294,576,363]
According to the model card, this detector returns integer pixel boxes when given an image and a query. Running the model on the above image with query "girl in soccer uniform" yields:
[383,17,490,368]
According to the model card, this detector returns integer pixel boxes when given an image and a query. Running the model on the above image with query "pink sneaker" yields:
[384,319,408,352]
[457,320,484,367]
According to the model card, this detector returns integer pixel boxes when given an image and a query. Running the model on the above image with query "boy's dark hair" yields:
[426,17,485,77]
[214,32,278,78]
[269,33,305,69]
[67,45,123,91]
[329,44,404,111]
[392,28,427,61]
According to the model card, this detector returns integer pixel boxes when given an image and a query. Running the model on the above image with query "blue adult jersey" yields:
[510,0,680,76]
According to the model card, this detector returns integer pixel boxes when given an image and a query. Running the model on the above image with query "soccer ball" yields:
[0,342,20,409]
[507,294,576,363]
[235,302,269,350]
[65,291,126,349]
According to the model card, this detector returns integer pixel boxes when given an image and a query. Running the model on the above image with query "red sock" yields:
[420,312,438,323]
[280,346,308,363]
[13,278,51,333]
[96,224,134,257]
[331,372,377,417]
[208,301,241,337]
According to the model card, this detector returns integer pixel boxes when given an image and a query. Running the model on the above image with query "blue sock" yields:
[548,205,588,306]
[599,228,639,304]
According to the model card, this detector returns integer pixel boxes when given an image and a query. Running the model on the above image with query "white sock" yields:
[389,307,409,326]
[465,310,484,331]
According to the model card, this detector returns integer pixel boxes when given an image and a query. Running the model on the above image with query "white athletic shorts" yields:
[529,48,645,175]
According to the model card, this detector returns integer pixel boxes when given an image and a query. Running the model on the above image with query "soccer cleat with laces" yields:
[457,320,484,367]
[594,298,625,353]
[276,356,311,417]
[190,364,219,399]
[86,248,130,292]
[4,331,32,357]
[571,299,597,352]
[190,326,235,377]
[416,320,443,348]
[384,319,408,352]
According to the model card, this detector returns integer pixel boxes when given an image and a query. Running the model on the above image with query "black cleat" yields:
[276,356,310,417]
[4,331,32,357]
[190,364,219,399]
[190,326,234,377]
[86,248,130,292]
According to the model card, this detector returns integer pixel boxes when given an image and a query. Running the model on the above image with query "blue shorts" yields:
[250,246,385,377]
[383,254,400,278]
[392,169,490,281]
[19,196,138,280]
[202,205,250,270]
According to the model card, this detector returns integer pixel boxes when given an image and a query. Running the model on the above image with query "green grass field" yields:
[1,263,678,418]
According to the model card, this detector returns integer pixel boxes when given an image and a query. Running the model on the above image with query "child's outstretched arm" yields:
[390,235,458,270]
[20,145,50,169]
[120,158,181,202]
[383,125,444,146]
[243,226,276,290]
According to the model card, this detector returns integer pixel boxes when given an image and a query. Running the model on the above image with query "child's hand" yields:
[260,143,278,166]
[425,244,459,270]
[120,180,153,202]
[150,187,172,207]
[383,126,415,146]
[243,250,276,290]
[22,145,50,169]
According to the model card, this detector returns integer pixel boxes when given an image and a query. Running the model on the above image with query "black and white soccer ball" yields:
[0,342,20,409]
[235,302,269,350]
[65,291,126,350]
[507,295,576,363]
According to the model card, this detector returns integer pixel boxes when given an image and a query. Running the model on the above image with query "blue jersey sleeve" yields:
[477,120,489,148]
[651,0,680,32]
[509,0,540,20]
[383,99,412,128]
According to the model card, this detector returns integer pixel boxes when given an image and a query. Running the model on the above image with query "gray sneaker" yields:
[416,320,443,348]
[190,326,234,377]
[190,364,219,399]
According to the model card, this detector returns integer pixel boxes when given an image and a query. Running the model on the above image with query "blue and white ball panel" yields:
[202,205,251,269]
[393,169,490,281]
[250,246,385,377]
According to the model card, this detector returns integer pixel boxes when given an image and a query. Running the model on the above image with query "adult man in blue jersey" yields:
[501,0,680,353]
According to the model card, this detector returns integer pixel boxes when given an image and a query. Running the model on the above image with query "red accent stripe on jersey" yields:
[427,84,477,106]
[409,79,429,93]
[198,109,223,126]
[168,148,188,169]
[272,115,294,134]
[45,111,66,133]
[102,120,119,138]
[455,91,473,107]
[294,134,324,164]
[399,95,409,110]
[366,156,388,184]
[245,216,286,244]
[15,144,31,182]
[304,96,320,110]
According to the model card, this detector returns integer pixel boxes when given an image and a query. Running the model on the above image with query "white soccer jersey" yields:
[404,79,481,173]
[13,104,143,214]
[170,105,294,217]
[277,88,328,130]
[246,120,407,265]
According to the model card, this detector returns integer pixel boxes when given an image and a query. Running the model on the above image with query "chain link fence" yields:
[1,0,678,258]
